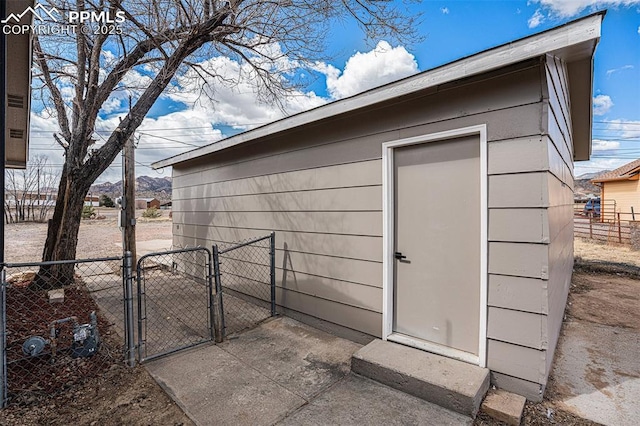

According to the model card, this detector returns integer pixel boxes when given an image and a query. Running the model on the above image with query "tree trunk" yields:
[36,166,92,289]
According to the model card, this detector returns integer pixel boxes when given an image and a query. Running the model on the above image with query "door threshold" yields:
[387,332,480,366]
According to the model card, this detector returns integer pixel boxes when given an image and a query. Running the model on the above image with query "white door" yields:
[392,134,481,362]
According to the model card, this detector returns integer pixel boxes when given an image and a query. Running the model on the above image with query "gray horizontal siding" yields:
[487,339,546,384]
[488,274,548,314]
[275,287,382,336]
[489,209,548,243]
[172,61,548,349]
[173,159,382,193]
[488,242,548,279]
[174,63,543,180]
[173,186,381,212]
[173,226,382,262]
[488,136,547,175]
[488,307,547,350]
[171,211,381,236]
[491,372,543,402]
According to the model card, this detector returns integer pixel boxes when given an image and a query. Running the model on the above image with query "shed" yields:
[135,198,161,209]
[591,158,640,221]
[154,13,604,400]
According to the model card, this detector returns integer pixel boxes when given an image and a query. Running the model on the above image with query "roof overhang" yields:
[153,12,604,169]
[3,0,33,169]
[592,170,640,184]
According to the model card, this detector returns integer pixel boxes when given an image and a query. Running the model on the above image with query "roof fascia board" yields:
[153,12,604,169]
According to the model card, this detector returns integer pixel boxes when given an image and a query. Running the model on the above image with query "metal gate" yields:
[213,233,276,338]
[136,247,214,362]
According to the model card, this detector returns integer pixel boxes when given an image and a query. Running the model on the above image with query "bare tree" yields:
[31,0,419,286]
[4,155,59,224]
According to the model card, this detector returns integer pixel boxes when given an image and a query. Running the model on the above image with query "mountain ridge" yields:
[90,176,172,200]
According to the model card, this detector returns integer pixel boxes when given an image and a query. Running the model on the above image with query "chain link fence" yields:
[213,233,276,337]
[0,236,278,406]
[136,247,214,363]
[0,256,133,406]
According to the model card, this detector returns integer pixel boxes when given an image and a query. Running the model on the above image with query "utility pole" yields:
[122,134,136,265]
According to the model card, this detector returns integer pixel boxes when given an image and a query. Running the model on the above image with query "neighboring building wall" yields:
[172,59,563,399]
[602,180,640,217]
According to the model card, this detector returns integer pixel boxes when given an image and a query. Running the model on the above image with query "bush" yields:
[142,207,162,218]
[81,205,96,219]
[99,194,115,207]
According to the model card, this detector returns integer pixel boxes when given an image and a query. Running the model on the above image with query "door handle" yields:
[394,252,407,260]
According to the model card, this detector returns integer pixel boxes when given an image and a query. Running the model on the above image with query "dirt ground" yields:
[1,214,192,425]
[2,220,638,425]
[4,208,172,263]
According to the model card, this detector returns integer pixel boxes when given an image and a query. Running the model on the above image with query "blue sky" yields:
[26,0,640,182]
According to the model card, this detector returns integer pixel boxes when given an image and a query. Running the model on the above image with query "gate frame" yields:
[213,232,276,339]
[136,246,214,363]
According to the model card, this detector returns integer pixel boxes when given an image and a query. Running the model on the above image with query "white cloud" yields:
[593,94,614,115]
[167,54,326,131]
[605,119,640,138]
[315,41,418,99]
[637,25,640,35]
[592,139,620,151]
[530,0,640,18]
[440,7,450,14]
[528,9,546,28]
[29,41,421,183]
[606,64,634,77]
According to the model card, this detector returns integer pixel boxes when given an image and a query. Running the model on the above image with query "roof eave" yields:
[153,11,605,170]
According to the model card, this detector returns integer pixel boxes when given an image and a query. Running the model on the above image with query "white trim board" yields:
[381,124,488,368]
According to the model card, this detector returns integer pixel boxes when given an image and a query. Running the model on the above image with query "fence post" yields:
[270,232,276,317]
[0,269,7,408]
[123,252,136,367]
[207,250,215,343]
[632,206,636,222]
[212,245,224,343]
[618,213,622,244]
[589,218,593,239]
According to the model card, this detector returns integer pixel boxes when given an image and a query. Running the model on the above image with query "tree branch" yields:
[33,36,71,141]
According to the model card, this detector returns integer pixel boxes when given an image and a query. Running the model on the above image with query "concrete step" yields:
[352,339,490,418]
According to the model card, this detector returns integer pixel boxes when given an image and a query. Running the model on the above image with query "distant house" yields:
[136,198,160,209]
[4,191,56,206]
[84,195,100,207]
[159,200,172,210]
[591,158,640,221]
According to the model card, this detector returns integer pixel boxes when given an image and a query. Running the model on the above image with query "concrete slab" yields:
[220,316,362,399]
[551,321,640,426]
[278,374,471,426]
[145,343,306,426]
[352,339,489,417]
[144,317,475,426]
[481,389,525,426]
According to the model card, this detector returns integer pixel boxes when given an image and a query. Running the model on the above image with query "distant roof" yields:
[136,197,159,202]
[591,159,640,183]
[153,11,604,169]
